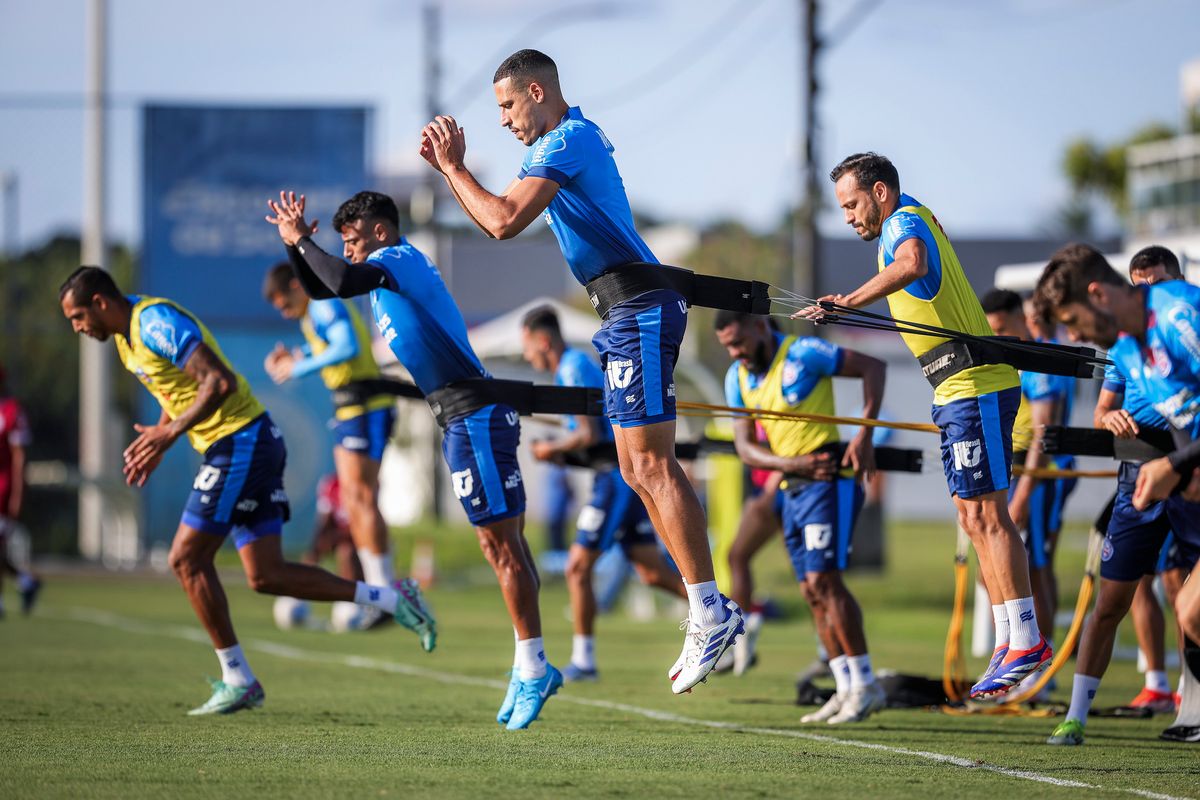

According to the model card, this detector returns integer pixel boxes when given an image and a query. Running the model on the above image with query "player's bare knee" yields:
[565,554,591,586]
[245,566,284,595]
[807,571,843,601]
[168,548,201,583]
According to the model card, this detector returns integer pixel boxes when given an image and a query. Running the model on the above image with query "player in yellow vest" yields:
[261,263,398,619]
[715,310,887,723]
[59,267,435,715]
[802,153,1051,699]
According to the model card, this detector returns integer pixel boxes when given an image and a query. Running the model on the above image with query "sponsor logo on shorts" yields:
[576,505,605,532]
[342,436,369,451]
[452,469,474,499]
[607,359,634,390]
[677,301,688,315]
[200,494,211,504]
[951,439,982,471]
[667,384,676,398]
[194,465,221,492]
[505,411,519,427]
[271,489,289,504]
[625,394,636,405]
[504,472,522,490]
[804,523,833,551]
[1101,537,1114,562]
[235,499,258,512]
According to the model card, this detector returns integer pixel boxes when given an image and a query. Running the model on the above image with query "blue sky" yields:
[1,0,1197,249]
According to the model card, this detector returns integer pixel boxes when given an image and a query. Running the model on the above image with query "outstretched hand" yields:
[266,191,319,246]
[123,423,178,487]
[420,115,467,173]
[793,294,844,322]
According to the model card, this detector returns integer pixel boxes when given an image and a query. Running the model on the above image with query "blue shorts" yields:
[781,475,863,578]
[182,414,290,549]
[1018,456,1078,569]
[1101,462,1173,582]
[591,290,687,428]
[574,468,656,553]
[331,406,395,461]
[932,387,1020,500]
[441,403,525,527]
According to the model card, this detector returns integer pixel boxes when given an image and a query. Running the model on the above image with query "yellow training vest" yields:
[300,299,392,421]
[878,202,1019,405]
[736,335,840,459]
[115,296,264,453]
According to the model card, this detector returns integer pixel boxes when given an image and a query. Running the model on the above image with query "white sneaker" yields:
[827,682,886,724]
[801,693,843,723]
[671,599,745,695]
[733,611,763,676]
[667,617,689,681]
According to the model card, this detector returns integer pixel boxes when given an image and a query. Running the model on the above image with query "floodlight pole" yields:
[793,0,820,305]
[79,0,114,560]
[420,0,445,521]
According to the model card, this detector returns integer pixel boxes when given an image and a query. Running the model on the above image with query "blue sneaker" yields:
[970,637,1052,699]
[562,663,599,682]
[505,664,563,730]
[496,670,519,725]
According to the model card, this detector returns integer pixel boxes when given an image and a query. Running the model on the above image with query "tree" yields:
[1060,121,1177,230]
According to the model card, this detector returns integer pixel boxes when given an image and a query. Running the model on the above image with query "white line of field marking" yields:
[62,607,1193,800]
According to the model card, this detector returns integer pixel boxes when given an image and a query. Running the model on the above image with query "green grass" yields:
[2,520,1197,799]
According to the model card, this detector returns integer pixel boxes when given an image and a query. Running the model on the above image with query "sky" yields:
[1,0,1198,251]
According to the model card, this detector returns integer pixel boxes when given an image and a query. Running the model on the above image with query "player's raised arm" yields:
[266,191,388,299]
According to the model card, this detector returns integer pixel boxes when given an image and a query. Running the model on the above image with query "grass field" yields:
[3,519,1198,799]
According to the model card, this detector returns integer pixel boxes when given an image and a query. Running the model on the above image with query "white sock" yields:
[685,580,724,626]
[379,551,396,585]
[829,654,851,697]
[846,653,875,689]
[816,640,829,662]
[1004,597,1039,650]
[513,628,520,670]
[515,637,548,680]
[991,604,1010,648]
[353,581,397,613]
[216,644,256,688]
[357,549,390,587]
[1065,673,1101,724]
[1146,669,1171,694]
[572,634,595,670]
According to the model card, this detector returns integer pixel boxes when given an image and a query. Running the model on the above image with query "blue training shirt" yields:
[365,239,488,394]
[1107,281,1200,438]
[519,106,657,285]
[879,194,943,301]
[724,333,844,407]
[136,298,204,367]
[1101,360,1170,430]
[293,299,358,379]
[555,346,612,442]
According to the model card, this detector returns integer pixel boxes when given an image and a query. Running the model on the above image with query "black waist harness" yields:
[782,443,925,489]
[426,379,604,428]
[1041,425,1176,463]
[916,338,1105,389]
[585,262,772,319]
[331,378,424,410]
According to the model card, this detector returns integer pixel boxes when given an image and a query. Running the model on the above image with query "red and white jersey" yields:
[0,396,30,481]
[316,474,350,531]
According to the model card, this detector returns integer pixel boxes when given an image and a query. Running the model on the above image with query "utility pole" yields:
[1,172,16,383]
[79,0,114,560]
[793,0,820,304]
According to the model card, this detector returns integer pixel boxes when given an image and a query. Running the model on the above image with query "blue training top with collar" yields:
[724,332,844,407]
[365,238,488,395]
[519,106,657,285]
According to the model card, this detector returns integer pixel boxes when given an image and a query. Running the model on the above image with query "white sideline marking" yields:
[63,608,1192,800]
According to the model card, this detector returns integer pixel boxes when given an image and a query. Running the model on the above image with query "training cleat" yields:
[562,663,599,682]
[733,611,763,676]
[827,682,887,724]
[1159,724,1200,743]
[496,671,519,725]
[1046,719,1085,746]
[187,678,265,716]
[1128,687,1178,714]
[671,598,745,695]
[18,576,42,615]
[505,664,563,730]
[801,693,843,723]
[392,578,437,652]
[713,644,735,674]
[970,637,1052,700]
[667,618,689,681]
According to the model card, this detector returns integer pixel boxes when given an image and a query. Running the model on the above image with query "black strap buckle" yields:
[585,262,772,319]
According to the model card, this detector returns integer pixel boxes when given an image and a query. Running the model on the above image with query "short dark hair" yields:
[262,261,296,300]
[979,288,1023,315]
[1033,243,1125,320]
[493,49,559,87]
[59,266,122,304]
[1129,245,1182,278]
[829,152,900,194]
[332,191,400,232]
[522,304,562,339]
[713,310,764,330]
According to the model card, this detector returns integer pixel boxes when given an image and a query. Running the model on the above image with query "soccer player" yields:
[520,305,685,681]
[59,267,435,715]
[418,48,742,693]
[801,153,1051,699]
[0,364,41,617]
[266,189,561,729]
[981,289,1077,672]
[261,262,398,621]
[715,311,887,723]
[1033,244,1200,745]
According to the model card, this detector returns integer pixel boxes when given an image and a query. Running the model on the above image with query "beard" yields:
[858,199,883,241]
[1090,307,1121,348]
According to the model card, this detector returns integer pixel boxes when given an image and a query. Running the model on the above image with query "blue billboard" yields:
[140,105,369,549]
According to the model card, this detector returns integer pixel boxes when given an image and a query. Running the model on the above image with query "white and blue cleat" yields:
[506,664,564,730]
[562,663,599,682]
[671,597,745,695]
